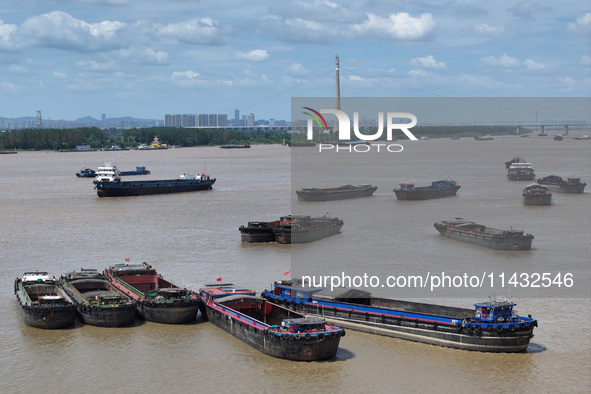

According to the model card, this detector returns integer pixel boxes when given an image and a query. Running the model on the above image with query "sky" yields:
[0,0,590,122]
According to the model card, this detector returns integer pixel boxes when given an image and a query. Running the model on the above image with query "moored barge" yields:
[273,215,343,244]
[394,179,460,200]
[93,163,215,197]
[296,184,377,201]
[262,280,537,353]
[105,262,201,324]
[434,217,534,250]
[537,175,586,193]
[14,271,76,329]
[200,284,345,360]
[60,268,136,327]
[522,184,552,206]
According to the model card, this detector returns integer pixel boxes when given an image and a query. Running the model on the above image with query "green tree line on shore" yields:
[0,125,522,150]
[0,127,290,150]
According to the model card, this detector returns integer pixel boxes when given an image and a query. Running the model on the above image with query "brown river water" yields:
[1,136,589,393]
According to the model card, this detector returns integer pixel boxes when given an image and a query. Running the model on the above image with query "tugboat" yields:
[105,262,201,324]
[262,280,537,353]
[272,215,343,244]
[200,284,345,361]
[76,168,96,177]
[14,271,76,329]
[60,268,136,327]
[238,217,292,243]
[537,175,586,194]
[394,179,460,200]
[93,163,215,197]
[507,163,535,181]
[296,184,377,201]
[434,217,534,250]
[522,184,552,206]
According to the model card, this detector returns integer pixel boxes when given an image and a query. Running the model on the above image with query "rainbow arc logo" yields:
[302,107,328,132]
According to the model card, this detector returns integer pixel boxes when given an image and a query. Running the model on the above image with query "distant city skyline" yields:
[0,1,589,122]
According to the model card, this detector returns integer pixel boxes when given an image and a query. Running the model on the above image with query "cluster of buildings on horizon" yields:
[0,110,291,131]
[164,110,289,128]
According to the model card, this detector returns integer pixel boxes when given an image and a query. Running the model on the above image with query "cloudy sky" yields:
[1,0,589,121]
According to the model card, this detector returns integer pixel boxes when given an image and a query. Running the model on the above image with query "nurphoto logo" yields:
[303,107,418,152]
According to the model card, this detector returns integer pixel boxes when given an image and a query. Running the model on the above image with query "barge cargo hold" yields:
[200,284,345,361]
[262,281,537,353]
[296,184,377,201]
[106,262,201,324]
[14,272,76,329]
[434,217,534,250]
[61,268,136,327]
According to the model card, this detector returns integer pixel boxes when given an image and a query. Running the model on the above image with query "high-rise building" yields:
[247,113,255,127]
[198,114,209,127]
[217,114,227,127]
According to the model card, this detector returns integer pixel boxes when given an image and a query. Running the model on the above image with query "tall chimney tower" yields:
[335,55,340,133]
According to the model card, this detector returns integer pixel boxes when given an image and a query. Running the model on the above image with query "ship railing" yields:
[212,302,268,330]
[112,277,144,297]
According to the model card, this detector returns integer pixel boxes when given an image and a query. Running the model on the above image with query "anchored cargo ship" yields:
[507,163,535,181]
[239,215,343,244]
[522,184,552,206]
[434,217,534,250]
[14,271,76,329]
[93,163,215,197]
[200,284,345,361]
[60,268,136,327]
[296,184,377,201]
[105,262,201,324]
[394,179,460,200]
[537,175,586,193]
[262,280,537,353]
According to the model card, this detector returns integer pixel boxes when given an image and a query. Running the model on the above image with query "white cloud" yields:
[0,20,18,50]
[581,55,591,67]
[508,1,551,20]
[287,63,309,76]
[351,12,437,40]
[471,23,507,36]
[234,49,269,62]
[523,59,546,71]
[568,12,591,34]
[154,17,223,45]
[481,54,549,73]
[19,11,127,51]
[75,60,117,72]
[171,70,202,86]
[410,55,446,70]
[481,54,522,68]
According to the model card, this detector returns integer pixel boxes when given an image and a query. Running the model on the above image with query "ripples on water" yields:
[0,140,589,392]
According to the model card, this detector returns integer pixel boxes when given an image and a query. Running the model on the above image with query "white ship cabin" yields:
[179,173,211,180]
[95,162,121,182]
[21,271,54,284]
[509,162,533,169]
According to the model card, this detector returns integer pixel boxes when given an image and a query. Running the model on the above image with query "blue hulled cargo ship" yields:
[93,163,215,197]
[262,280,537,353]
